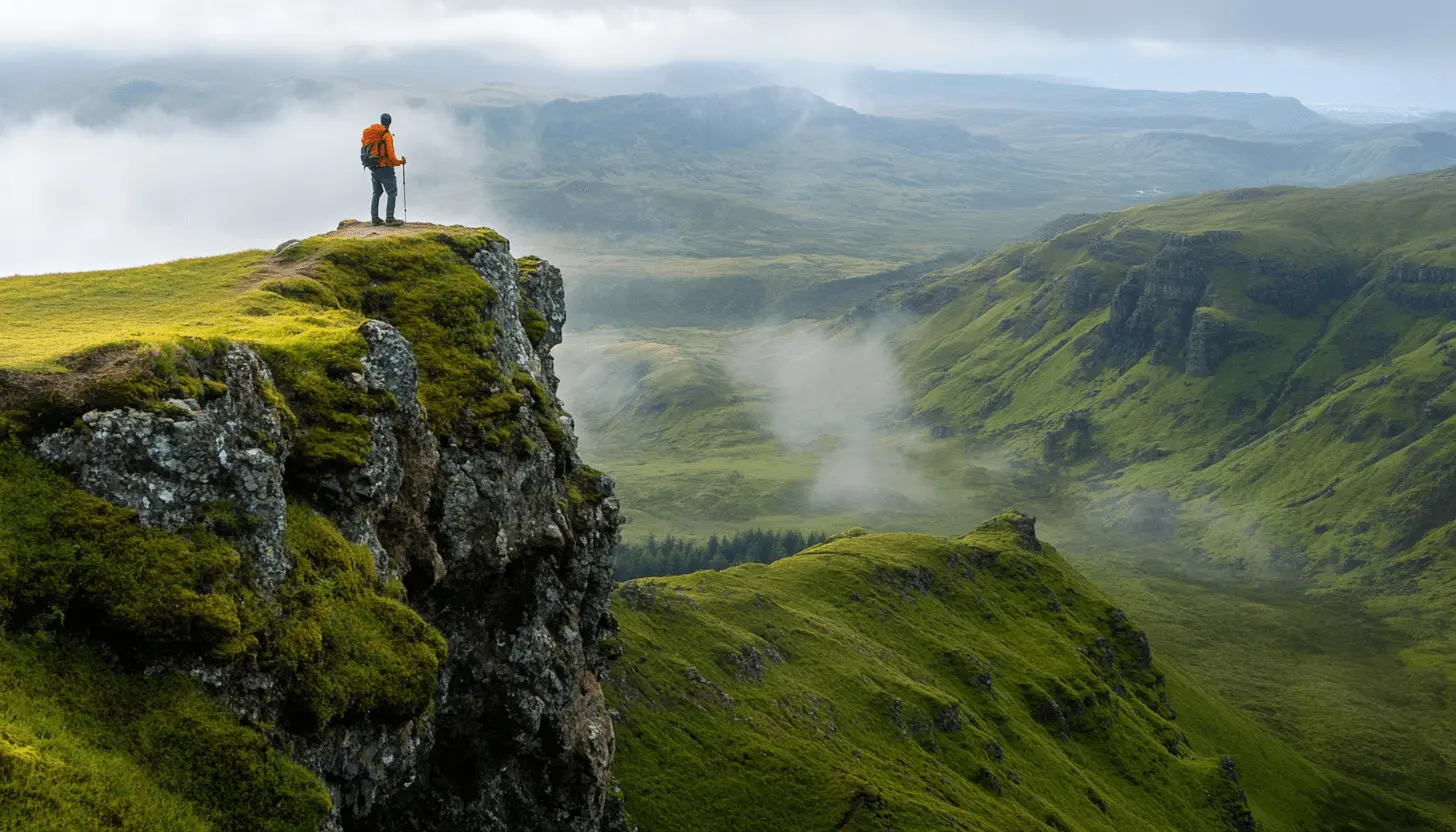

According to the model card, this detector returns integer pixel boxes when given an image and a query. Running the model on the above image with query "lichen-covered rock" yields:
[475,246,546,378]
[34,345,292,588]
[337,321,444,585]
[329,252,625,831]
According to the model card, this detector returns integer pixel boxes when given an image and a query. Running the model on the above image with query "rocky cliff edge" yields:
[0,222,625,831]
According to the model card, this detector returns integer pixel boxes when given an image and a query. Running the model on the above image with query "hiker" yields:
[360,113,406,226]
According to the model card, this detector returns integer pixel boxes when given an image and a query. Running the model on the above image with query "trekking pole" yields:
[402,163,408,222]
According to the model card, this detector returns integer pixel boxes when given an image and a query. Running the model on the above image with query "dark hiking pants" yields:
[370,167,398,221]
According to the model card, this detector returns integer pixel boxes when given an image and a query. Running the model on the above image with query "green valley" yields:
[568,169,1456,828]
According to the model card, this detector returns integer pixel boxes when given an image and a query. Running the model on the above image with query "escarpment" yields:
[0,225,624,831]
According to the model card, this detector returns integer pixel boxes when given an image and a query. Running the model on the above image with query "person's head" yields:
[380,113,392,128]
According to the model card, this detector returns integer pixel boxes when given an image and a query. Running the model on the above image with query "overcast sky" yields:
[6,0,1455,109]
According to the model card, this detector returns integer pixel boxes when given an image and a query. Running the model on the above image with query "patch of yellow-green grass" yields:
[0,251,362,374]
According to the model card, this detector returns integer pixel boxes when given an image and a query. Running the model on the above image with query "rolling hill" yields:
[606,514,1442,830]
[13,56,1456,326]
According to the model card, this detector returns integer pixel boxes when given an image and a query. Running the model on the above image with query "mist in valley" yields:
[727,323,935,510]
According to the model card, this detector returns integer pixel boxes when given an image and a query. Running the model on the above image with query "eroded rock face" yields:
[32,246,625,832]
[1384,260,1456,310]
[1102,231,1242,365]
[1184,309,1253,377]
[339,320,444,586]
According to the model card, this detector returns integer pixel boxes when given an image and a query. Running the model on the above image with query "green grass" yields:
[0,252,358,374]
[1051,524,1456,818]
[0,634,330,832]
[879,169,1456,812]
[572,169,1456,824]
[608,514,1440,831]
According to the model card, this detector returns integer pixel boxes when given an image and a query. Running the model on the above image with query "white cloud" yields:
[0,103,490,276]
[4,2,1070,71]
[7,1,1456,108]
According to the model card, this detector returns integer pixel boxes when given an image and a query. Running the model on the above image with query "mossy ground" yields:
[0,440,448,827]
[608,516,1439,831]
[272,504,447,730]
[0,444,250,658]
[0,634,329,832]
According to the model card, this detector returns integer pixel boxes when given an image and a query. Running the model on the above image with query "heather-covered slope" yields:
[605,514,1438,831]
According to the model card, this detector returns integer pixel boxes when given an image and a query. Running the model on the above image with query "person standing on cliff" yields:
[361,113,406,226]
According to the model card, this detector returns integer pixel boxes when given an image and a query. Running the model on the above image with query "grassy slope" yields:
[891,168,1456,813]
[0,223,560,828]
[607,514,1437,831]
[0,251,357,373]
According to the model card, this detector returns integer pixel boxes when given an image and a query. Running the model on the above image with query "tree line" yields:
[614,528,829,580]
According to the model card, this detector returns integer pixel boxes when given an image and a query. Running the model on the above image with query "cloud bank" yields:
[8,1,1454,109]
[10,0,1455,60]
[0,103,490,276]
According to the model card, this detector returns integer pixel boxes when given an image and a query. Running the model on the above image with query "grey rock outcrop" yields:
[1244,258,1354,316]
[336,321,444,585]
[1059,266,1105,314]
[1184,309,1253,377]
[1384,259,1456,310]
[1103,233,1241,364]
[34,345,292,588]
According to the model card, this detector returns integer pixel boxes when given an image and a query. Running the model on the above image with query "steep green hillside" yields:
[606,513,1439,831]
[878,168,1456,808]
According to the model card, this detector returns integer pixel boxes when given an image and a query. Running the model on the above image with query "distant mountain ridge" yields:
[836,68,1328,132]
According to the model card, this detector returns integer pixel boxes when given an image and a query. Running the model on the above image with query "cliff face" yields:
[1,226,624,830]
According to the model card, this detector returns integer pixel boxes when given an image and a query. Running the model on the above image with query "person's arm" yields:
[385,132,404,165]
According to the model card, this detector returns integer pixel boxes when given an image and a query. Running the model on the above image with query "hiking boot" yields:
[385,218,405,227]
[371,217,384,226]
